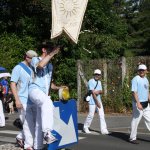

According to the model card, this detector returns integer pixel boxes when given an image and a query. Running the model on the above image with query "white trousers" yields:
[24,104,36,149]
[84,101,108,133]
[17,104,36,149]
[0,100,5,127]
[29,88,54,149]
[130,101,150,140]
[16,104,26,141]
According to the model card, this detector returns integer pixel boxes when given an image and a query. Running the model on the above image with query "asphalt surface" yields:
[0,112,150,150]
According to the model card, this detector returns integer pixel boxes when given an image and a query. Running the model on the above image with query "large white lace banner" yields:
[51,0,88,44]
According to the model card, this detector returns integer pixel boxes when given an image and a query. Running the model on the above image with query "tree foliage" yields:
[120,0,150,56]
[77,0,128,59]
[0,33,36,71]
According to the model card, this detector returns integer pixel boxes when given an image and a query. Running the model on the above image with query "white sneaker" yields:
[101,131,109,135]
[83,127,91,134]
[44,131,57,144]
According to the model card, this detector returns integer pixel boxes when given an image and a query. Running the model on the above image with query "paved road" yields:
[0,112,150,150]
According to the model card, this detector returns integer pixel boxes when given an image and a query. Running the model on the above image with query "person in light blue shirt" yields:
[29,41,62,149]
[132,75,149,103]
[11,65,31,104]
[83,69,109,135]
[11,50,38,149]
[29,57,53,94]
[129,64,150,144]
[88,78,102,105]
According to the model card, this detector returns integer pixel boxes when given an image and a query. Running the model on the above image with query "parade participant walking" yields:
[11,50,38,149]
[29,41,61,149]
[129,64,150,144]
[83,69,109,135]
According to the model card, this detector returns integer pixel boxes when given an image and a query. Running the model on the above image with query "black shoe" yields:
[129,140,139,144]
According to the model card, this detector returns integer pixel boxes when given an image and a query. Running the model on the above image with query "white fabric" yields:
[34,107,44,149]
[130,101,150,140]
[24,104,37,149]
[84,101,108,133]
[29,88,54,149]
[16,104,36,149]
[51,0,88,43]
[44,70,49,95]
[0,100,5,127]
[16,104,26,141]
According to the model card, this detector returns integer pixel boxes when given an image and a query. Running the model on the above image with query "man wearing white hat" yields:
[11,50,38,150]
[83,69,109,134]
[129,64,150,144]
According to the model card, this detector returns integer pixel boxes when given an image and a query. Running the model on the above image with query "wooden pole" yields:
[103,59,107,96]
[122,57,126,86]
[77,60,81,111]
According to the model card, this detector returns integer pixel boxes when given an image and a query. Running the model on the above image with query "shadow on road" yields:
[108,132,129,142]
[109,132,150,143]
[138,137,150,143]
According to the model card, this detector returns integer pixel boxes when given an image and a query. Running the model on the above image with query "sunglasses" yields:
[94,74,101,76]
[138,69,145,72]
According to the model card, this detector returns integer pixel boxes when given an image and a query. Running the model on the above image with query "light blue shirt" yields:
[11,63,31,104]
[29,57,53,94]
[131,75,149,102]
[88,78,102,105]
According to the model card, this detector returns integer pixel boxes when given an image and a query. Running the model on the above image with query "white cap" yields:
[26,50,38,58]
[138,64,147,70]
[94,69,101,74]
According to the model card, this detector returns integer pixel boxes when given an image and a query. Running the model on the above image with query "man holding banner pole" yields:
[29,42,62,149]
